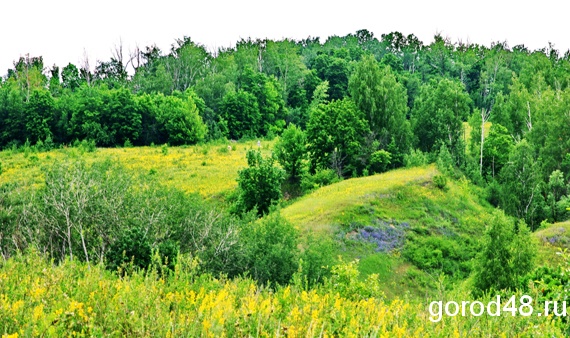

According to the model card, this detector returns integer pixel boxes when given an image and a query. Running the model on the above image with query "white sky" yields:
[1,0,568,77]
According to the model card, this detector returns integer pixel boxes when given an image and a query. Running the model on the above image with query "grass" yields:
[533,220,570,266]
[0,140,273,198]
[0,251,564,337]
[281,164,497,297]
[281,165,438,236]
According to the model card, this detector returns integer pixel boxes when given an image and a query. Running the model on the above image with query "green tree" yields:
[107,87,142,145]
[412,78,471,159]
[68,85,111,145]
[61,63,83,91]
[499,139,544,229]
[545,170,569,222]
[306,98,369,176]
[25,89,54,144]
[239,67,286,136]
[220,90,261,140]
[236,150,285,216]
[263,39,308,108]
[311,53,350,100]
[481,123,514,178]
[0,83,25,146]
[473,211,535,295]
[531,87,570,178]
[491,77,532,140]
[349,55,412,164]
[168,37,211,92]
[274,123,307,182]
[154,90,207,145]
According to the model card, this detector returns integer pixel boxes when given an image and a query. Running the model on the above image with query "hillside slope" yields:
[281,165,496,297]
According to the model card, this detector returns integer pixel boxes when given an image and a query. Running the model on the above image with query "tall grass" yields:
[0,251,563,337]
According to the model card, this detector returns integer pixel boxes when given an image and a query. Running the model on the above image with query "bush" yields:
[274,124,307,182]
[472,211,536,296]
[300,168,342,193]
[235,150,285,216]
[403,235,473,280]
[404,148,428,167]
[298,236,336,288]
[433,175,448,191]
[369,150,391,174]
[18,159,246,279]
[324,259,384,300]
[241,212,299,286]
[106,227,152,273]
[436,144,454,176]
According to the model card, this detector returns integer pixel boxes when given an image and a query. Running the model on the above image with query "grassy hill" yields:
[281,165,497,298]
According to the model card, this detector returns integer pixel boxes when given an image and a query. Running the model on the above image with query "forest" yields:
[1,29,570,336]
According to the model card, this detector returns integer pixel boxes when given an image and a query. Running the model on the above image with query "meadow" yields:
[0,251,564,337]
[1,141,569,337]
[0,140,272,198]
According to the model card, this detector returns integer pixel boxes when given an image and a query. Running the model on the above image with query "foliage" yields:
[241,212,299,286]
[236,150,285,216]
[472,210,536,295]
[544,170,570,222]
[498,139,545,229]
[481,123,513,179]
[274,123,306,182]
[106,226,152,272]
[369,149,392,174]
[403,148,429,167]
[349,55,412,161]
[403,235,472,280]
[300,168,342,193]
[306,98,369,176]
[436,143,455,177]
[412,78,471,158]
[433,175,448,190]
[220,90,260,140]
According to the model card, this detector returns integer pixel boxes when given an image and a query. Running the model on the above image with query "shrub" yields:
[274,123,307,182]
[324,259,384,300]
[436,144,454,176]
[298,236,336,288]
[241,212,299,286]
[235,150,285,216]
[300,168,341,193]
[403,235,473,280]
[433,175,448,191]
[369,150,392,174]
[403,148,428,167]
[106,227,152,273]
[472,211,536,296]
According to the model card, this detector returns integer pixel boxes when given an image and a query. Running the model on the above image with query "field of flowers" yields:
[0,251,564,337]
[0,140,273,198]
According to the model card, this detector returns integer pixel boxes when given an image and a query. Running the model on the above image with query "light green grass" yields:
[281,165,438,235]
[281,165,496,298]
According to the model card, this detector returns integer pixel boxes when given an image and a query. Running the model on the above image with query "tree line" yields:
[1,29,569,228]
